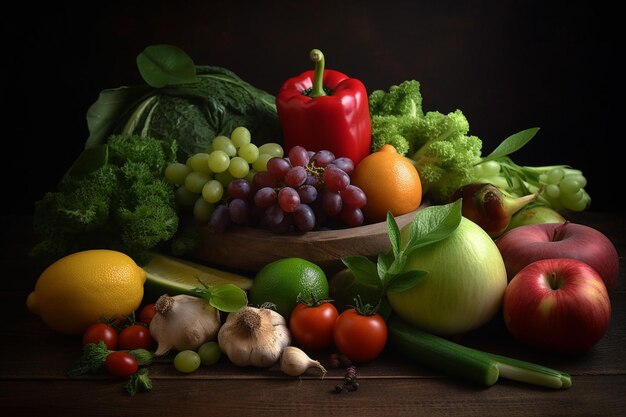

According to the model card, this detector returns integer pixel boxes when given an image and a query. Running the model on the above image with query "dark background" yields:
[2,0,620,214]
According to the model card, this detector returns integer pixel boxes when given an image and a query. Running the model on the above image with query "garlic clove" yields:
[280,346,327,377]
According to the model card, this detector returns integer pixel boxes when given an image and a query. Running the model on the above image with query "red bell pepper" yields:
[276,49,372,165]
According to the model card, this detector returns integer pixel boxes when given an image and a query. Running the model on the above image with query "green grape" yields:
[202,180,224,203]
[559,174,583,195]
[252,153,273,172]
[174,350,201,373]
[545,184,560,199]
[188,153,213,174]
[212,135,237,157]
[197,341,222,366]
[563,191,591,211]
[481,160,501,177]
[245,169,256,183]
[546,168,565,185]
[258,143,284,158]
[165,162,192,185]
[215,170,235,187]
[193,197,215,222]
[238,142,259,163]
[175,186,199,207]
[208,150,231,173]
[184,171,210,194]
[231,126,252,148]
[228,156,250,178]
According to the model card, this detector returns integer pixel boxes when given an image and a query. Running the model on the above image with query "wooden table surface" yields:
[1,212,624,417]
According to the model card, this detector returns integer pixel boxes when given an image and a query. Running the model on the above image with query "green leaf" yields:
[136,44,199,88]
[85,86,152,148]
[342,256,381,287]
[386,270,428,293]
[65,145,109,177]
[404,200,463,253]
[386,252,407,277]
[377,251,394,284]
[207,284,248,312]
[480,127,540,163]
[386,211,401,257]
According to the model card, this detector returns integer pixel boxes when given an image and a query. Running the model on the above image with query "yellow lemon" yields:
[26,249,146,335]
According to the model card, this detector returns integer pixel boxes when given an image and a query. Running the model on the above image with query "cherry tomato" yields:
[82,323,118,350]
[118,324,153,350]
[333,307,387,363]
[138,303,156,326]
[289,301,339,351]
[105,351,138,378]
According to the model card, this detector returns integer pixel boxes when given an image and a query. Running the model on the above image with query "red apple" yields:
[503,258,611,354]
[495,222,619,290]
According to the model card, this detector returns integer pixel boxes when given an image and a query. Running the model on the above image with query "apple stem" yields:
[551,221,571,242]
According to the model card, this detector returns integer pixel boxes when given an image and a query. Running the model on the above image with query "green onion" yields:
[388,315,572,389]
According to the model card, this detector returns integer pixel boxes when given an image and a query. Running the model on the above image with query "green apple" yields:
[506,205,566,231]
[387,217,507,336]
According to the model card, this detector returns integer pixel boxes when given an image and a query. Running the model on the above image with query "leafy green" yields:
[342,201,463,318]
[479,128,539,163]
[85,45,282,160]
[30,134,180,266]
[136,44,198,88]
[191,283,248,313]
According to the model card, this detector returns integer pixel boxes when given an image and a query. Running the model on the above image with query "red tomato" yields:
[289,302,339,351]
[105,351,138,378]
[138,303,156,326]
[333,308,387,363]
[82,323,118,350]
[118,324,153,350]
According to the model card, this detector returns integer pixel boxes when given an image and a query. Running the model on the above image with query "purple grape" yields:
[278,187,301,212]
[311,150,335,167]
[321,190,342,216]
[229,198,249,225]
[228,179,252,199]
[284,166,308,188]
[340,207,365,227]
[333,157,355,175]
[341,184,367,208]
[209,205,231,233]
[254,187,277,208]
[323,166,350,192]
[297,184,318,204]
[267,157,291,180]
[293,204,316,232]
[288,145,310,167]
[253,171,277,189]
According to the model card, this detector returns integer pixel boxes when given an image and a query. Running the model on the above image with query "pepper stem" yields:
[309,49,327,98]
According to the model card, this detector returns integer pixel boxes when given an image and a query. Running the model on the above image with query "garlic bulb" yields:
[149,294,221,356]
[280,346,327,377]
[218,305,291,368]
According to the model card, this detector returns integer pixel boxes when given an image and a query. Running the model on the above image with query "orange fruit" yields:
[351,144,422,223]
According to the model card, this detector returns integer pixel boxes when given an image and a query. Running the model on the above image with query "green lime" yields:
[329,268,383,312]
[248,258,328,319]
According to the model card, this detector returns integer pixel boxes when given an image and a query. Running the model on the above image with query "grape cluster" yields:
[538,167,590,212]
[211,145,367,233]
[164,126,284,223]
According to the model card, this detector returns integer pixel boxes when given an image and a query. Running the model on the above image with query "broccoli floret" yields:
[370,80,424,154]
[369,80,424,118]
[369,81,483,203]
[30,134,180,266]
